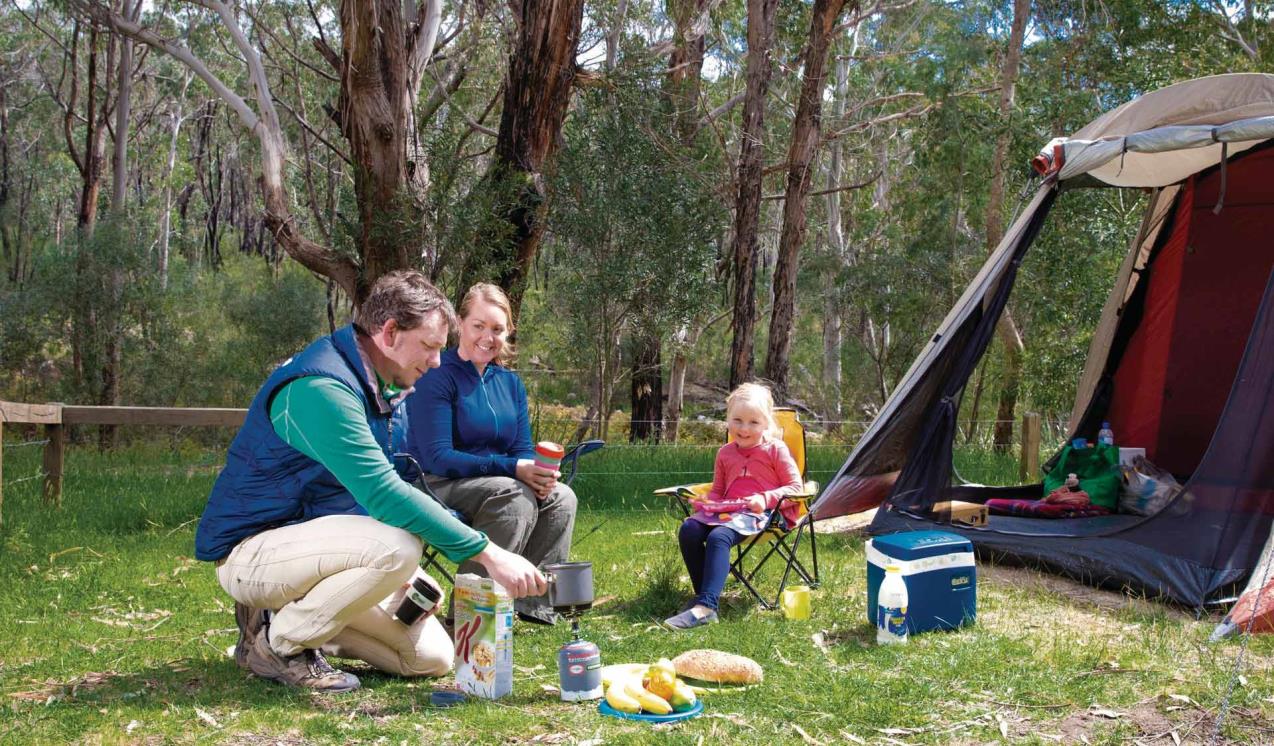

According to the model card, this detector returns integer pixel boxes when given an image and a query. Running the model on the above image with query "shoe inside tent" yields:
[817,73,1274,611]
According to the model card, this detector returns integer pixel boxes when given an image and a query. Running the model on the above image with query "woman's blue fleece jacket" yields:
[405,347,536,479]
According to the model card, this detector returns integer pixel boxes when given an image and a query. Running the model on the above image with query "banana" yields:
[600,663,647,690]
[605,679,643,714]
[668,680,698,712]
[624,677,673,715]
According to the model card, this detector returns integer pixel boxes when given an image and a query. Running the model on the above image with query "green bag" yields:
[1043,443,1121,510]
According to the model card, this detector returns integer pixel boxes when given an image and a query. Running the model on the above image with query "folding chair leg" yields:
[729,540,776,610]
[421,549,454,586]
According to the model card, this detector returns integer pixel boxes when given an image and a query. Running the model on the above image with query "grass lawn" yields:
[0,442,1271,744]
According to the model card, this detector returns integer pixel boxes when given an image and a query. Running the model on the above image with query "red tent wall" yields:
[1107,147,1274,476]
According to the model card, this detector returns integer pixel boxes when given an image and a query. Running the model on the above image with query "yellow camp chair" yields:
[654,408,820,609]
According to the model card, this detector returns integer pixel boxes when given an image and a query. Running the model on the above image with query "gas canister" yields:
[557,637,602,701]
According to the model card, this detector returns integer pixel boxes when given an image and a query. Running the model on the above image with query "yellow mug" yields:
[780,585,811,620]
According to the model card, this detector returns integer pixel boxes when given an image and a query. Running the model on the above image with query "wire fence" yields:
[1,435,51,490]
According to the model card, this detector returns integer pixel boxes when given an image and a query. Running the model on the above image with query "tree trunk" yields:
[665,0,714,140]
[665,345,689,443]
[0,81,12,282]
[101,1,138,450]
[986,0,1031,451]
[157,74,191,290]
[820,52,851,433]
[75,25,111,233]
[605,0,628,70]
[728,0,778,390]
[339,0,413,301]
[628,333,663,442]
[82,0,448,305]
[765,0,851,399]
[653,0,714,443]
[489,0,586,319]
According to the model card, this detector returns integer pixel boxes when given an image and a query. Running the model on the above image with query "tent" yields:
[817,74,1274,609]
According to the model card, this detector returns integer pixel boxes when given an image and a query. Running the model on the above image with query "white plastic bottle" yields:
[876,565,909,645]
[1098,421,1115,447]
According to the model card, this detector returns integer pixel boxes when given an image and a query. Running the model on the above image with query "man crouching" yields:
[195,270,545,692]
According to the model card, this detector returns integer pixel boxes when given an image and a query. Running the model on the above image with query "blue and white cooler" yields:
[866,530,976,634]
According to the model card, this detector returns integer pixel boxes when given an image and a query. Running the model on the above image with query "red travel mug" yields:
[534,441,564,473]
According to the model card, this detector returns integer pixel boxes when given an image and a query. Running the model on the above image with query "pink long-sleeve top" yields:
[694,438,804,529]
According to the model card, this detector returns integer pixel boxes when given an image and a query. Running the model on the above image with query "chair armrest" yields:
[654,483,712,499]
[561,439,605,485]
[789,481,819,500]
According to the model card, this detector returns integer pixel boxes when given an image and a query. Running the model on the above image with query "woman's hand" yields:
[744,495,766,513]
[515,459,558,499]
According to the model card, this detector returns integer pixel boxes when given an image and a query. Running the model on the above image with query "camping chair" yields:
[395,440,606,585]
[653,409,820,609]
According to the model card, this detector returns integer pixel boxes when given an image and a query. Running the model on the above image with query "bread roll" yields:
[672,649,763,684]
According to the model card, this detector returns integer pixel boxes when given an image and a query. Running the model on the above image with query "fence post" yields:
[43,423,64,507]
[1020,412,1041,482]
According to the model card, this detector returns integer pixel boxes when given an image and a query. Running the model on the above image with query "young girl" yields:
[665,383,803,630]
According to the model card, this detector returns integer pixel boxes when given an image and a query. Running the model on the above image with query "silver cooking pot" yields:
[542,561,593,613]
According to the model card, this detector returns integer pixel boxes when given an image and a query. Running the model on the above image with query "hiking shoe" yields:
[245,627,361,692]
[233,603,266,670]
[663,608,719,630]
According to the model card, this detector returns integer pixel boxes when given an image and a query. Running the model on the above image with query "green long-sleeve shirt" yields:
[268,375,488,564]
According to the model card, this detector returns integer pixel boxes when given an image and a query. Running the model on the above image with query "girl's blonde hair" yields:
[458,282,515,365]
[725,382,782,439]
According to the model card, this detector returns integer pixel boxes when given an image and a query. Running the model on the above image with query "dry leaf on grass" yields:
[840,731,866,744]
[1089,707,1121,719]
[194,708,220,728]
[792,724,824,745]
[811,632,831,654]
[90,608,172,630]
[125,720,141,734]
[8,670,122,701]
[702,712,753,729]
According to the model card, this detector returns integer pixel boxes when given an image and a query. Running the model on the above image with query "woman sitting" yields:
[406,283,575,625]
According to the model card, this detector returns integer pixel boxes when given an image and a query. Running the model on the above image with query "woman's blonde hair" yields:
[725,382,781,439]
[458,282,515,365]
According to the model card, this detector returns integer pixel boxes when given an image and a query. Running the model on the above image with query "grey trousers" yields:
[423,474,577,613]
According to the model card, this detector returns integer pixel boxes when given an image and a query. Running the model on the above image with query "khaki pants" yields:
[423,474,576,615]
[216,514,452,677]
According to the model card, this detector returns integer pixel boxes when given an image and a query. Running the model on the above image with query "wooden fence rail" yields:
[1,401,1049,528]
[0,401,246,526]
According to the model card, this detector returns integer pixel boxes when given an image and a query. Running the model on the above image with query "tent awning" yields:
[1032,74,1274,187]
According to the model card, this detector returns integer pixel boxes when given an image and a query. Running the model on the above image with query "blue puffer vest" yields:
[194,325,411,561]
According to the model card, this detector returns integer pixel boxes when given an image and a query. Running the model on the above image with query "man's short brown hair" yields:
[356,270,457,333]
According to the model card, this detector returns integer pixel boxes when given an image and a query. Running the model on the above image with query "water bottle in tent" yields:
[1098,421,1115,447]
[876,565,909,645]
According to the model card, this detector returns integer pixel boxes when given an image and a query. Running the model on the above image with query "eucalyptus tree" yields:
[75,0,585,306]
[727,0,778,389]
[763,0,854,400]
[547,78,726,441]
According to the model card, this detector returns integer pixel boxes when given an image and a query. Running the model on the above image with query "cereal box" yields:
[453,573,514,699]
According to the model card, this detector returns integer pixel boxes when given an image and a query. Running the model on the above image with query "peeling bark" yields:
[728,0,778,389]
[765,0,853,399]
